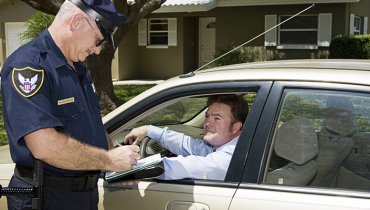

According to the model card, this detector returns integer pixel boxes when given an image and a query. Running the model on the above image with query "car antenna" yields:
[179,3,315,78]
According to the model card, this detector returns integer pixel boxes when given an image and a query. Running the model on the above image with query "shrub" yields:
[329,34,370,59]
[19,12,54,44]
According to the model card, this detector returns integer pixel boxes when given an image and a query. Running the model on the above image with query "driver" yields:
[124,94,248,180]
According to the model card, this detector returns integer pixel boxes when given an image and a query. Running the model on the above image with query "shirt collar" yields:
[215,136,239,151]
[39,29,69,69]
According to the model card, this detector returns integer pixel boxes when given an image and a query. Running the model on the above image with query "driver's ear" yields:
[232,121,243,134]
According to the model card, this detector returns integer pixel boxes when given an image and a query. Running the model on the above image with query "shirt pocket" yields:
[55,100,85,121]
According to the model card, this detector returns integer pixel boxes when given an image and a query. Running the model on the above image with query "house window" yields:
[138,18,177,47]
[279,15,318,45]
[148,19,168,45]
[265,13,332,48]
[350,14,368,35]
[353,16,362,35]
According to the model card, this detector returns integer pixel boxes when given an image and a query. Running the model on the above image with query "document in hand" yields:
[104,154,164,182]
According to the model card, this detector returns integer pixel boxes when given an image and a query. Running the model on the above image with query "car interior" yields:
[264,91,370,191]
[109,92,256,180]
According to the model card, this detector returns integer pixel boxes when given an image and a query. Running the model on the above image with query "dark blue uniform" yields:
[1,29,107,209]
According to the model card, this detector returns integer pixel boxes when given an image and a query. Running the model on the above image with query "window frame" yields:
[240,81,370,199]
[148,18,169,46]
[353,15,362,35]
[277,14,318,49]
[138,18,177,48]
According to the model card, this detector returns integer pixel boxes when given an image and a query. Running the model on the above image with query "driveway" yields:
[0,145,11,163]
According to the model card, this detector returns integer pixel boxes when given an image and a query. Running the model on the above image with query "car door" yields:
[99,81,272,210]
[230,81,370,210]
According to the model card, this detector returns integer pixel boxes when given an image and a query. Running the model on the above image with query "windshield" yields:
[134,97,208,127]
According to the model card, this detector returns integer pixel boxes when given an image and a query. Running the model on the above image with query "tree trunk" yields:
[87,47,123,115]
[20,0,168,114]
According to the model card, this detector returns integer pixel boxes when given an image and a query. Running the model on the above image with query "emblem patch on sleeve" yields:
[12,67,44,97]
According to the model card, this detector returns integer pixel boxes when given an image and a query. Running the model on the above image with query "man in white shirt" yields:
[124,94,248,180]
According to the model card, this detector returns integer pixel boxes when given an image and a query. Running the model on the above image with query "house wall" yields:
[133,14,184,80]
[348,0,370,34]
[117,24,140,80]
[120,2,370,80]
[0,1,36,66]
[183,17,198,73]
[215,3,346,49]
[121,3,350,80]
[349,0,370,17]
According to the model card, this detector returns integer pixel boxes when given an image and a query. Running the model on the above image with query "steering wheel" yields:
[139,137,174,158]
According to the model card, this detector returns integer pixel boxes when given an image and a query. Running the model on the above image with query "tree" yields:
[19,0,166,111]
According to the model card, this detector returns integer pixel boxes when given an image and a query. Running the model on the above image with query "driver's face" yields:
[203,102,237,148]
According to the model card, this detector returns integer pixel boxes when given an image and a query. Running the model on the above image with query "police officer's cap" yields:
[69,0,127,48]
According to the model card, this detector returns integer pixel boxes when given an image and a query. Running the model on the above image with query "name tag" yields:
[57,97,75,105]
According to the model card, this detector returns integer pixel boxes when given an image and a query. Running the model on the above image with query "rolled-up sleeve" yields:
[147,125,214,156]
[159,150,232,180]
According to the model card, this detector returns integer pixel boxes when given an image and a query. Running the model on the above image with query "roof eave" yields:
[153,0,359,13]
[217,0,360,7]
[154,1,216,13]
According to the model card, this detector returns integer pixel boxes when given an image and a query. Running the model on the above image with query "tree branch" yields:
[21,0,63,15]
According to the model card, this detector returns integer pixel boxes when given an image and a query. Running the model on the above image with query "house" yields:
[1,0,369,81]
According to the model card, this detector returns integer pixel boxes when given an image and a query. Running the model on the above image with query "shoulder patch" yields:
[12,67,44,97]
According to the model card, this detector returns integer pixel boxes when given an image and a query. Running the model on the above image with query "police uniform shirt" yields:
[147,125,239,180]
[1,29,107,175]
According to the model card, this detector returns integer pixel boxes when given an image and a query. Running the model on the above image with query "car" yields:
[2,59,370,209]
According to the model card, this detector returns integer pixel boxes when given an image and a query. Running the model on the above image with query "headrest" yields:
[325,96,355,136]
[274,117,318,165]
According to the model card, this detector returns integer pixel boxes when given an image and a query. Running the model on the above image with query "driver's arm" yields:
[147,126,214,156]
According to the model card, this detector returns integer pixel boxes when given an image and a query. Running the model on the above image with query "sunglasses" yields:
[84,17,106,47]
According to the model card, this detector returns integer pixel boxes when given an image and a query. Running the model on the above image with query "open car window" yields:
[112,93,255,144]
[110,92,256,181]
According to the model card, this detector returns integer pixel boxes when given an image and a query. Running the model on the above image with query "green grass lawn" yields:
[114,84,154,103]
[0,85,154,146]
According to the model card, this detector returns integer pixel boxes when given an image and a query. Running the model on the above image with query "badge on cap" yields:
[12,67,44,97]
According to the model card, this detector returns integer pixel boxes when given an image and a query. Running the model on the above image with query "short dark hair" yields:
[207,94,249,125]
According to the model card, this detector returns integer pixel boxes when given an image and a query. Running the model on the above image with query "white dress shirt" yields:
[147,125,239,180]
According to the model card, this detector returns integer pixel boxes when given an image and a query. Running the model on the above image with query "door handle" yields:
[166,201,209,210]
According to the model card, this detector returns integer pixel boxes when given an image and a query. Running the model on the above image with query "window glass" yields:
[264,89,370,191]
[148,19,168,45]
[137,97,208,126]
[354,16,362,35]
[279,15,318,45]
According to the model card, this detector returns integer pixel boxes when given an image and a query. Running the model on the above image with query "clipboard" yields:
[104,154,164,182]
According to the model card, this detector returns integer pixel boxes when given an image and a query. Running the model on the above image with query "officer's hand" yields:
[108,145,140,172]
[123,125,149,145]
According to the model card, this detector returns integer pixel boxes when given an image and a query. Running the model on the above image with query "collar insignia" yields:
[12,67,44,97]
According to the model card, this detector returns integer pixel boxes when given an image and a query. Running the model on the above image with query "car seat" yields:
[266,117,318,186]
[310,96,355,187]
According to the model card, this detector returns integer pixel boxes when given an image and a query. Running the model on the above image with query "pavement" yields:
[0,145,11,164]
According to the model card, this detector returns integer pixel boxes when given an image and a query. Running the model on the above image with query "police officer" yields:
[1,0,140,209]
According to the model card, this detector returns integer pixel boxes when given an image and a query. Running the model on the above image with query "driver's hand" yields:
[123,125,149,145]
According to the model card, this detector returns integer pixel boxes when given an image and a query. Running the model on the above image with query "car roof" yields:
[103,59,370,123]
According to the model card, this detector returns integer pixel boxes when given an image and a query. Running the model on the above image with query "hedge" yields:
[329,34,370,59]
